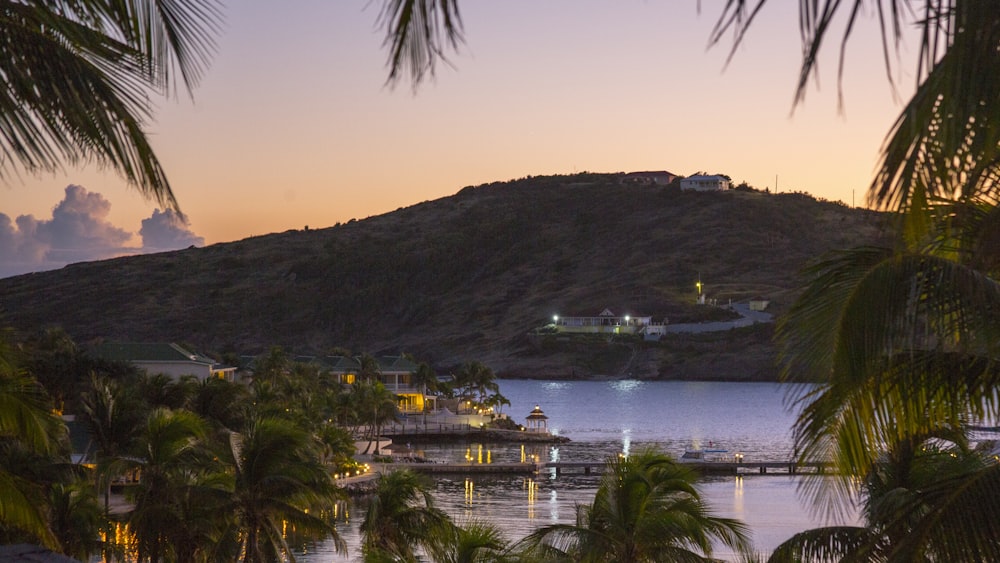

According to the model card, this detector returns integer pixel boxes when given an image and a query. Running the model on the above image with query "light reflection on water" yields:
[303,380,856,562]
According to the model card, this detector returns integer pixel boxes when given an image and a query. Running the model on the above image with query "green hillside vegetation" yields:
[0,174,888,380]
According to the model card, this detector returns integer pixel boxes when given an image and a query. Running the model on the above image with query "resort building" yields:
[320,355,433,414]
[90,341,237,382]
[551,308,666,337]
[680,174,731,192]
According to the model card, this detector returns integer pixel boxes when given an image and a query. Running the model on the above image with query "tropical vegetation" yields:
[519,449,752,562]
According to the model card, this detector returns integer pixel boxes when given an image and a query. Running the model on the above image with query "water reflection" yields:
[525,478,537,519]
[299,380,848,562]
[609,379,642,393]
[733,476,745,517]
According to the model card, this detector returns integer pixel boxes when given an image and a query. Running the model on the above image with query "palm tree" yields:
[520,448,752,562]
[351,380,400,455]
[220,415,344,563]
[361,469,452,561]
[190,376,251,432]
[358,353,383,384]
[454,361,498,412]
[126,407,213,563]
[3,0,223,210]
[79,373,147,515]
[767,433,1000,562]
[428,519,512,563]
[0,334,68,548]
[47,481,106,562]
[411,361,439,418]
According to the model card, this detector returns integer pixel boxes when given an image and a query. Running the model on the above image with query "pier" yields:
[543,460,832,476]
[363,460,832,477]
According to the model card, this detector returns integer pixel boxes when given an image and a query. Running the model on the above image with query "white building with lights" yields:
[551,308,666,337]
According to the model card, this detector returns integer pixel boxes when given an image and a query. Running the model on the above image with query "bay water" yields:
[302,379,857,561]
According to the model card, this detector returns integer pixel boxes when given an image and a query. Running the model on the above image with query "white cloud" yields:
[0,185,205,279]
[140,209,205,251]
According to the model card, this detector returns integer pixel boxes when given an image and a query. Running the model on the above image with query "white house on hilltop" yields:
[680,174,730,192]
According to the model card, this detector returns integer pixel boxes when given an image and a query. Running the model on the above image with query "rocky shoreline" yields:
[395,428,570,444]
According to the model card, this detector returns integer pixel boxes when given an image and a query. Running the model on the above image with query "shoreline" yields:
[389,428,570,445]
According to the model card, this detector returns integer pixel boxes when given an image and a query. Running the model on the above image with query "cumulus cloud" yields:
[140,209,205,251]
[0,185,205,279]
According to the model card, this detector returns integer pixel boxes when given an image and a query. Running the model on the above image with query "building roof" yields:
[682,174,728,182]
[90,342,234,376]
[91,341,211,364]
[621,170,677,178]
[526,405,549,420]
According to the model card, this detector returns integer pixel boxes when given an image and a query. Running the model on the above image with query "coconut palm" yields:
[361,468,452,562]
[3,0,223,209]
[219,415,344,563]
[0,335,68,547]
[358,353,383,384]
[767,433,1000,562]
[191,376,251,432]
[80,373,148,515]
[47,481,106,562]
[351,380,400,455]
[454,361,498,412]
[411,361,440,402]
[428,519,512,563]
[520,448,752,562]
[126,407,213,563]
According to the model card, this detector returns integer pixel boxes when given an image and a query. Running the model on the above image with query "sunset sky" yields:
[1,1,918,278]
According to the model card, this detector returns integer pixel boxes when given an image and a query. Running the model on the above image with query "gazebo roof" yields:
[526,405,548,420]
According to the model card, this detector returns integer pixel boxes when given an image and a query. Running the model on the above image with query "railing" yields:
[383,422,476,435]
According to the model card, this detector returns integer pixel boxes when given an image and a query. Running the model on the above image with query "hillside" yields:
[0,174,889,380]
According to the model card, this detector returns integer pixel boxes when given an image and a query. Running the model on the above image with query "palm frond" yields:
[869,1,1000,230]
[888,461,1000,561]
[377,0,464,88]
[710,1,939,108]
[779,245,1000,516]
[766,525,880,563]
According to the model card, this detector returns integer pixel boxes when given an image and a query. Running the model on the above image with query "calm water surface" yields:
[303,380,856,562]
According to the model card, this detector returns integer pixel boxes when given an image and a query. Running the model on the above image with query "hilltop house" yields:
[90,341,236,382]
[680,174,731,192]
[619,170,678,186]
[552,308,666,338]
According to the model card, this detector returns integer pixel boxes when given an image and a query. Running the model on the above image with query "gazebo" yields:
[526,405,549,434]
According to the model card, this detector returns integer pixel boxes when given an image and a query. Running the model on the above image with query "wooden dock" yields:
[542,460,833,476]
[385,461,539,474]
[363,460,832,477]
